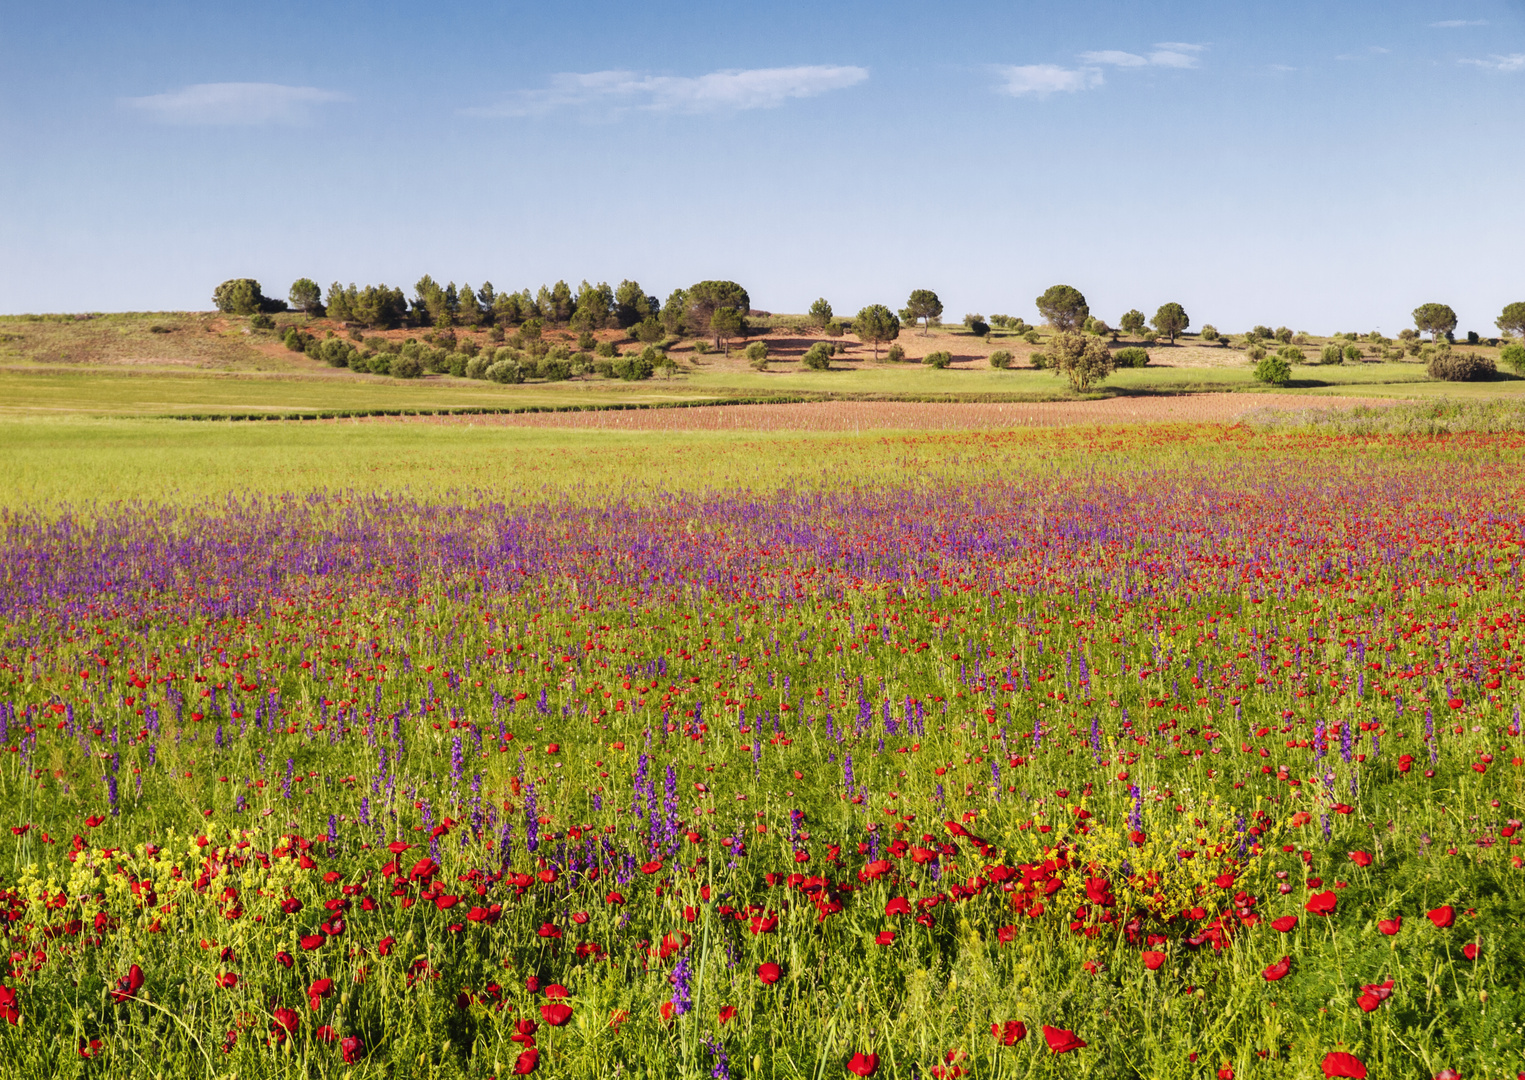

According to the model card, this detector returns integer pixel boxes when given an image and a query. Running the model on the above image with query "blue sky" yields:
[1,0,1521,333]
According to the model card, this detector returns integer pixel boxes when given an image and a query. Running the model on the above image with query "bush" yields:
[1200,325,1219,343]
[448,353,469,378]
[886,344,905,363]
[692,341,710,355]
[1319,344,1344,366]
[989,350,1013,370]
[577,331,597,351]
[249,313,276,331]
[594,340,618,358]
[391,354,423,379]
[1113,347,1150,368]
[1254,354,1292,385]
[924,350,952,369]
[963,314,989,337]
[1023,329,1041,345]
[348,354,371,375]
[802,343,831,370]
[1428,350,1496,382]
[613,352,655,381]
[1141,329,1158,344]
[593,359,616,379]
[1277,345,1306,364]
[1500,342,1525,375]
[1275,327,1293,344]
[283,328,313,353]
[367,354,391,376]
[1246,345,1268,362]
[540,357,572,382]
[1030,352,1049,369]
[466,355,492,379]
[744,341,769,363]
[487,359,524,383]
[1343,344,1363,363]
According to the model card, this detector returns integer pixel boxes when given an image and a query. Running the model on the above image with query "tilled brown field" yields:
[388,393,1402,432]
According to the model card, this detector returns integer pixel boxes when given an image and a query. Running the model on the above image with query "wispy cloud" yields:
[1431,19,1488,28]
[472,65,868,117]
[1461,53,1525,70]
[121,82,349,125]
[996,64,1105,97]
[1001,41,1203,99]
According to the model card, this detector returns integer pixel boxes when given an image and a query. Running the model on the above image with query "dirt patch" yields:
[379,394,1404,432]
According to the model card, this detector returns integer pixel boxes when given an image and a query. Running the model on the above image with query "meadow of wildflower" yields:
[0,422,1522,1080]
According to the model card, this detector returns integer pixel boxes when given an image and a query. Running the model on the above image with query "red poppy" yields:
[341,1035,364,1064]
[216,972,238,989]
[377,936,394,956]
[1462,942,1479,960]
[387,841,411,854]
[300,934,326,950]
[719,1005,736,1024]
[511,1019,538,1045]
[1217,1068,1234,1080]
[1321,1051,1366,1078]
[315,1025,338,1042]
[846,1052,879,1077]
[1377,917,1402,935]
[1263,956,1291,981]
[1305,891,1337,916]
[1348,851,1372,867]
[641,860,663,874]
[1427,906,1454,929]
[996,925,1017,944]
[540,1002,573,1027]
[513,1047,540,1075]
[271,1007,300,1043]
[1356,979,1394,1012]
[875,930,896,945]
[757,963,782,984]
[885,897,911,916]
[1042,1025,1086,1053]
[275,950,294,968]
[1142,951,1166,970]
[605,891,626,905]
[0,986,20,1025]
[1271,916,1298,933]
[110,964,145,1003]
[992,1020,1027,1045]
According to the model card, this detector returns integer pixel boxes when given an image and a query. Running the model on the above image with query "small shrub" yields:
[465,355,492,379]
[1141,329,1158,344]
[594,340,618,358]
[924,350,952,369]
[1029,352,1049,369]
[149,324,172,334]
[1246,345,1268,362]
[448,353,469,378]
[1500,342,1525,374]
[459,339,480,358]
[1343,344,1362,363]
[802,343,831,370]
[1278,344,1307,364]
[1292,333,1310,346]
[249,313,276,331]
[692,341,710,355]
[1275,327,1293,344]
[1200,325,1219,342]
[1428,350,1495,382]
[348,354,371,375]
[886,344,905,363]
[367,353,391,376]
[577,331,597,351]
[391,354,423,379]
[744,341,769,363]
[1254,354,1292,385]
[1319,344,1344,366]
[283,328,313,353]
[540,357,572,382]
[963,314,989,337]
[594,359,616,378]
[1023,330,1040,344]
[989,350,1013,370]
[1114,347,1150,368]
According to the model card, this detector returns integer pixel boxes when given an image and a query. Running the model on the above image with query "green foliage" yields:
[1023,329,1041,344]
[1496,301,1525,339]
[287,278,322,315]
[801,343,831,370]
[1035,284,1089,330]
[1320,344,1345,366]
[1200,324,1219,342]
[808,298,833,329]
[212,278,272,316]
[1151,302,1189,343]
[465,354,492,379]
[688,281,750,345]
[1343,344,1363,363]
[486,358,524,383]
[885,344,906,363]
[923,350,952,369]
[1029,351,1049,369]
[570,280,613,332]
[613,279,657,328]
[576,331,597,352]
[853,304,900,359]
[248,313,276,332]
[709,307,746,354]
[1413,302,1459,341]
[327,283,407,329]
[282,328,313,353]
[1274,326,1293,344]
[1500,341,1525,375]
[988,349,1013,369]
[1254,353,1292,385]
[1119,309,1146,335]
[904,289,943,334]
[391,353,423,379]
[634,317,665,345]
[594,340,619,358]
[613,349,657,381]
[1048,328,1113,391]
[661,288,689,335]
[456,283,481,328]
[963,314,990,337]
[1428,348,1496,381]
[1113,346,1151,368]
[1277,344,1306,364]
[743,341,769,363]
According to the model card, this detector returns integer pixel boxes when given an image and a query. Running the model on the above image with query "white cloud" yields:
[1268,64,1297,72]
[474,65,868,117]
[1148,49,1200,68]
[996,64,1104,97]
[121,82,349,125]
[1079,50,1148,67]
[1461,53,1525,70]
[1431,19,1488,28]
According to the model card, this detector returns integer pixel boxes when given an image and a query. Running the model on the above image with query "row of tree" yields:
[215,278,1525,347]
